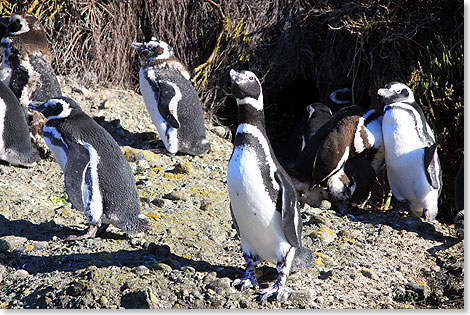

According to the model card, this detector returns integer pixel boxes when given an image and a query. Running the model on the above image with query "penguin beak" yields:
[377,88,393,98]
[229,69,244,84]
[28,101,45,112]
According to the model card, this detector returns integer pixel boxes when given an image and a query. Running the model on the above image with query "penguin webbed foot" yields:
[256,273,288,302]
[232,275,259,291]
[64,224,98,241]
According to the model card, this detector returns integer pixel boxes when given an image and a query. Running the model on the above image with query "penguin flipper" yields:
[157,80,181,129]
[275,171,301,248]
[423,143,440,189]
[229,203,241,236]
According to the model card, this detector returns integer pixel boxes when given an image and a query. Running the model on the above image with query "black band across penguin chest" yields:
[232,129,279,206]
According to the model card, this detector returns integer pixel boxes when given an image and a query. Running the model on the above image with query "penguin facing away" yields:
[131,38,210,156]
[279,102,332,169]
[227,69,313,301]
[0,13,62,155]
[0,80,39,166]
[292,105,384,211]
[378,81,442,220]
[29,97,149,240]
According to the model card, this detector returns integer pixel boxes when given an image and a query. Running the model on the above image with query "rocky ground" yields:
[0,76,464,309]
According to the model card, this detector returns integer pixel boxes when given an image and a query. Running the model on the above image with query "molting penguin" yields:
[378,81,442,220]
[0,80,39,166]
[227,69,313,301]
[131,38,210,155]
[0,14,62,155]
[29,97,149,240]
[292,105,384,211]
[279,102,332,169]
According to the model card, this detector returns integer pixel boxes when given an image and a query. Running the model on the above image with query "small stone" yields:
[314,296,324,304]
[33,241,49,250]
[313,227,336,244]
[12,269,29,278]
[319,269,332,279]
[200,200,213,211]
[151,198,171,208]
[174,162,192,174]
[289,289,314,304]
[361,268,377,280]
[320,199,331,210]
[211,125,231,139]
[208,277,232,292]
[99,296,109,306]
[100,98,119,109]
[134,265,149,276]
[163,191,189,201]
[405,281,429,299]
[0,236,28,253]
[152,263,172,273]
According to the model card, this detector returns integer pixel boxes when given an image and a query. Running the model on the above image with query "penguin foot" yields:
[233,276,259,291]
[96,223,110,236]
[257,273,288,301]
[65,225,98,241]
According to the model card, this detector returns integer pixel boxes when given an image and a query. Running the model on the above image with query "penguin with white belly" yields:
[0,14,62,154]
[131,38,210,155]
[378,81,442,220]
[0,79,39,166]
[227,69,313,301]
[29,97,149,240]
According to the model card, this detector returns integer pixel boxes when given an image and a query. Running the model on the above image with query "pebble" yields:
[12,269,29,278]
[0,236,28,253]
[320,199,331,210]
[134,265,150,276]
[152,263,173,273]
[405,282,429,299]
[314,227,336,244]
[289,289,315,304]
[174,162,192,174]
[361,268,377,280]
[163,191,189,201]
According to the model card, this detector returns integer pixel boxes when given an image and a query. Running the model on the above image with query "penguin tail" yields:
[293,246,314,270]
[121,214,150,236]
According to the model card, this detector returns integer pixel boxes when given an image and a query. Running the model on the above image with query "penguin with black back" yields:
[131,38,210,155]
[0,79,39,166]
[29,97,149,240]
[292,105,384,212]
[279,102,332,169]
[227,69,313,301]
[378,81,442,220]
[0,13,62,155]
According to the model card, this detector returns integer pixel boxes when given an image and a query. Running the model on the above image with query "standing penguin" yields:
[0,13,62,154]
[29,97,149,240]
[279,102,332,169]
[227,69,313,301]
[378,81,442,220]
[0,80,39,166]
[131,38,210,155]
[292,105,384,211]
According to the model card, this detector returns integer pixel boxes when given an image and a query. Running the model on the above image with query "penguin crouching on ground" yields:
[131,38,210,156]
[378,81,442,221]
[227,69,313,301]
[29,97,149,240]
[292,105,384,212]
[0,80,39,166]
[0,14,62,155]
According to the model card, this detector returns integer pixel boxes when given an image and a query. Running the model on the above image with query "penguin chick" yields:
[279,102,332,169]
[131,38,210,155]
[0,80,39,166]
[227,69,313,301]
[378,81,442,221]
[0,13,62,155]
[29,97,149,240]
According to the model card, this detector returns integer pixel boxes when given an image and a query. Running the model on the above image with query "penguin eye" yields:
[248,76,254,81]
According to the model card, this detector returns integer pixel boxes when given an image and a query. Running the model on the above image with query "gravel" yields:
[0,75,463,309]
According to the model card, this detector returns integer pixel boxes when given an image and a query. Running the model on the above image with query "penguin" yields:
[28,97,149,240]
[227,69,313,301]
[0,79,39,166]
[0,13,62,155]
[454,159,463,238]
[279,102,332,169]
[292,105,384,212]
[131,38,210,155]
[378,81,442,220]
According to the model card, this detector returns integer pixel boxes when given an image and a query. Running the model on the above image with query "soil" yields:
[0,76,463,309]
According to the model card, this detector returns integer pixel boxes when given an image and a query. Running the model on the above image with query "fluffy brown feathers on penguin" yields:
[0,13,62,156]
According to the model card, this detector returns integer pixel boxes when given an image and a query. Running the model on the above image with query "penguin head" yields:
[131,38,174,62]
[377,82,415,104]
[229,69,263,103]
[307,102,332,120]
[2,14,30,36]
[29,97,83,120]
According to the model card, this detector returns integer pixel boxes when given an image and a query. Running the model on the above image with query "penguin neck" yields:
[141,58,190,80]
[237,100,266,130]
